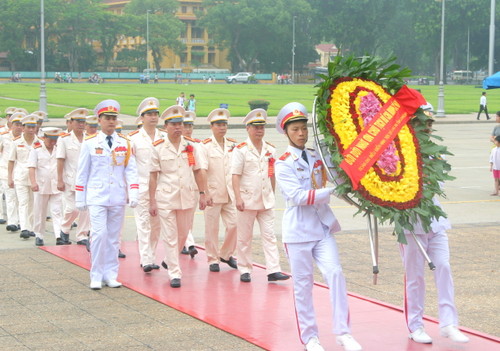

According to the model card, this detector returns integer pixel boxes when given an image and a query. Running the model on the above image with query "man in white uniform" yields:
[28,127,64,246]
[274,102,362,351]
[230,109,289,283]
[8,114,40,239]
[129,97,162,272]
[200,108,238,272]
[75,99,138,290]
[57,108,91,245]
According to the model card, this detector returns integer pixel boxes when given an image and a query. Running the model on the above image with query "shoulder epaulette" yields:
[153,139,165,147]
[0,130,9,135]
[202,138,212,144]
[13,136,21,141]
[60,132,71,138]
[227,137,237,143]
[118,133,129,140]
[265,141,275,147]
[128,130,140,136]
[33,142,42,149]
[279,152,291,161]
[184,136,196,142]
[84,134,97,140]
[236,142,247,149]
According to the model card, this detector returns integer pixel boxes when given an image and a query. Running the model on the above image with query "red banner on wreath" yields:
[339,86,426,190]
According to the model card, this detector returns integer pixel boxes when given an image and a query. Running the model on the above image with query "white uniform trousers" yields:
[159,208,192,279]
[1,180,18,225]
[15,184,33,231]
[33,192,62,239]
[88,205,125,283]
[133,194,160,266]
[60,187,90,241]
[236,208,281,275]
[399,230,458,332]
[285,235,351,343]
[182,193,199,249]
[204,201,237,264]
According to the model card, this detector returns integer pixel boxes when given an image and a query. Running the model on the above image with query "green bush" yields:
[248,99,270,111]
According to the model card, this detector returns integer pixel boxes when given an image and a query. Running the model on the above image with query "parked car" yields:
[225,72,255,84]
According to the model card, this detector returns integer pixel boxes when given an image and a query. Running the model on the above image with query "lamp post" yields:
[488,0,495,76]
[146,10,150,74]
[291,15,296,84]
[39,0,48,120]
[436,0,446,118]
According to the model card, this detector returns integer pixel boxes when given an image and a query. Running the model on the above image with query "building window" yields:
[181,6,187,13]
[208,53,215,65]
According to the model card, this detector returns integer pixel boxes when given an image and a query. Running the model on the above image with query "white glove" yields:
[129,200,138,208]
[76,202,88,211]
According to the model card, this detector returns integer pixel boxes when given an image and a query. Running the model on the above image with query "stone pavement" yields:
[0,116,499,350]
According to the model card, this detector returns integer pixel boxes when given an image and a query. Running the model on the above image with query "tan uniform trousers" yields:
[183,193,198,249]
[204,201,237,265]
[236,208,281,275]
[0,180,18,226]
[133,192,160,266]
[60,186,90,241]
[33,192,62,239]
[15,184,33,231]
[159,208,192,279]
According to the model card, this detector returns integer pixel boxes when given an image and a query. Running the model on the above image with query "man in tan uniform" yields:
[57,108,91,245]
[129,97,162,272]
[200,108,238,272]
[231,109,289,283]
[149,105,208,288]
[8,114,41,239]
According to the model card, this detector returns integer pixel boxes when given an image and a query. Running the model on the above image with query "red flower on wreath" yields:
[184,144,195,166]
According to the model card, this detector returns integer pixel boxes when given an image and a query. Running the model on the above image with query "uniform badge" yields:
[95,147,103,154]
[297,167,304,172]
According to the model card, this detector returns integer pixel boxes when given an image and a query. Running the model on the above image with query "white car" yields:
[225,72,254,84]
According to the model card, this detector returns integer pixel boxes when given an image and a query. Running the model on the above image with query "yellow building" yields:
[103,0,230,72]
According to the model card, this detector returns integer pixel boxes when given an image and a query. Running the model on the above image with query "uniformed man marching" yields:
[274,102,362,351]
[199,108,238,272]
[75,99,138,290]
[230,109,289,283]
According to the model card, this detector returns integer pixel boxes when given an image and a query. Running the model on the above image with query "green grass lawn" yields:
[0,82,498,118]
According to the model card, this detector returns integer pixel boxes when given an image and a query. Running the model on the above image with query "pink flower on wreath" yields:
[360,93,400,175]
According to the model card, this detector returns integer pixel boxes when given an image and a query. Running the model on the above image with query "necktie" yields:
[301,150,309,164]
[106,135,113,148]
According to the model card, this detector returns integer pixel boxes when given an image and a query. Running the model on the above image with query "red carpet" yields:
[41,242,499,351]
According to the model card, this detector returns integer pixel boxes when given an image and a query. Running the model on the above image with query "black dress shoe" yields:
[143,264,153,273]
[35,237,44,246]
[60,232,71,245]
[0,219,6,224]
[56,237,65,245]
[118,250,126,258]
[20,230,31,239]
[151,264,160,270]
[209,263,220,272]
[161,261,168,269]
[170,278,181,288]
[29,231,35,237]
[220,256,237,269]
[71,222,78,228]
[77,239,88,246]
[181,246,189,255]
[6,224,16,231]
[267,272,290,282]
[188,245,198,259]
[240,273,251,282]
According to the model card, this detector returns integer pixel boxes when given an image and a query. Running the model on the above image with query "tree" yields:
[94,12,130,71]
[124,0,184,72]
[200,0,315,72]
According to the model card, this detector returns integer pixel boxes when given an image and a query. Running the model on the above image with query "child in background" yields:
[489,135,500,196]
[187,94,196,112]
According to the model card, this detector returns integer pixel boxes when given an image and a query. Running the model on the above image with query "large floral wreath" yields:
[315,56,454,243]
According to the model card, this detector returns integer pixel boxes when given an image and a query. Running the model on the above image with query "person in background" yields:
[187,94,196,112]
[490,111,500,143]
[489,135,500,196]
[176,92,186,108]
[403,104,469,345]
[274,102,362,351]
[29,127,64,246]
[476,91,490,120]
[85,115,98,136]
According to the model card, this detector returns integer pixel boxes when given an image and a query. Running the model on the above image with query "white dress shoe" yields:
[441,325,469,343]
[305,336,325,351]
[336,334,362,351]
[103,280,122,288]
[90,281,102,290]
[409,327,432,344]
